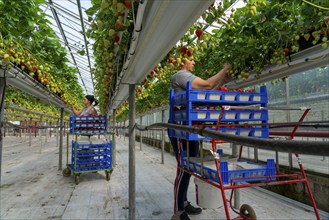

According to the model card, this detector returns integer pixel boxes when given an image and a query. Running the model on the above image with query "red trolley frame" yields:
[174,107,320,220]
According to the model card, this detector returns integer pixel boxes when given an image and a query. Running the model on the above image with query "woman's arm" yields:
[192,64,231,90]
[71,106,81,116]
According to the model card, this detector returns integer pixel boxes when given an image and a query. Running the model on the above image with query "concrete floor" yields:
[1,135,328,220]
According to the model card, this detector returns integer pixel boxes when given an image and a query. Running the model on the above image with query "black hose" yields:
[135,122,329,156]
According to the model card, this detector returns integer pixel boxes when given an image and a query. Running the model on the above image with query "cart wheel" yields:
[105,171,111,181]
[62,168,71,177]
[240,204,256,220]
[75,175,80,185]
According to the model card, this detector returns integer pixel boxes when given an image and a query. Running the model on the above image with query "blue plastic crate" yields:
[220,159,276,184]
[180,157,275,184]
[71,163,112,172]
[71,140,112,172]
[174,109,268,122]
[172,82,267,106]
[70,115,108,134]
[168,82,269,141]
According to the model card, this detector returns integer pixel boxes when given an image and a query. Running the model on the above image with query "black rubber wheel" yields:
[62,168,71,177]
[240,204,257,220]
[75,175,80,185]
[105,171,111,181]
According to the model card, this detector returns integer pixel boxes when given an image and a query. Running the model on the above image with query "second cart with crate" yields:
[62,114,113,185]
[168,81,320,220]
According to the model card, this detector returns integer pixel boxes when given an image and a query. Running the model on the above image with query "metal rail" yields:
[6,104,60,119]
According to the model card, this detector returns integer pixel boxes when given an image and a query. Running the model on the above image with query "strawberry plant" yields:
[115,0,329,120]
[0,0,85,111]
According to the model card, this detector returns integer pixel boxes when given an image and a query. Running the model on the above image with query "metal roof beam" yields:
[48,0,88,93]
[47,1,90,26]
[49,19,85,41]
[67,57,90,70]
[77,0,94,91]
[57,39,83,53]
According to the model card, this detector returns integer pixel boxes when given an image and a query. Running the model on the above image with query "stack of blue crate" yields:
[69,114,112,173]
[169,82,269,140]
[168,81,275,184]
[70,115,107,134]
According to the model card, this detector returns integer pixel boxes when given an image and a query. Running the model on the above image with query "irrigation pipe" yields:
[135,122,329,156]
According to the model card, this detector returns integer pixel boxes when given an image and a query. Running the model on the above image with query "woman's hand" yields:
[223,63,232,71]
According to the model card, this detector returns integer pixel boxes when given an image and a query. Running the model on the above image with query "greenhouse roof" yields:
[39,0,218,109]
[41,0,95,95]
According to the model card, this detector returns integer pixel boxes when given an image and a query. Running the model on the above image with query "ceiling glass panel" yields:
[41,0,94,95]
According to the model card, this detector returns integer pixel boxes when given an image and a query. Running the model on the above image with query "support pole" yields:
[124,121,126,141]
[59,108,64,170]
[66,124,69,155]
[276,151,280,171]
[232,143,239,158]
[56,119,59,148]
[34,121,37,137]
[0,73,7,185]
[24,119,27,140]
[112,109,116,167]
[45,120,48,143]
[254,148,258,162]
[140,116,143,151]
[29,117,32,147]
[232,143,240,208]
[161,110,165,164]
[286,78,293,169]
[50,121,52,138]
[39,115,43,147]
[128,84,136,220]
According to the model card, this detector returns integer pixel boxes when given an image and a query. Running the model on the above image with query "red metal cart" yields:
[174,106,320,220]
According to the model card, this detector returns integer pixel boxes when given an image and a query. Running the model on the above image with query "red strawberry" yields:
[123,0,132,9]
[154,67,159,73]
[115,19,122,30]
[325,17,329,24]
[284,48,289,56]
[186,50,192,57]
[33,65,37,71]
[218,86,228,91]
[168,57,174,63]
[114,35,120,42]
[117,12,125,17]
[181,46,187,54]
[195,28,203,39]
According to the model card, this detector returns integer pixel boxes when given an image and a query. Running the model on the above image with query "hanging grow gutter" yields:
[107,0,213,114]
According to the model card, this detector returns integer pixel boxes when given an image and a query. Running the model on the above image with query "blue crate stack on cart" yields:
[66,114,113,184]
[168,81,275,185]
